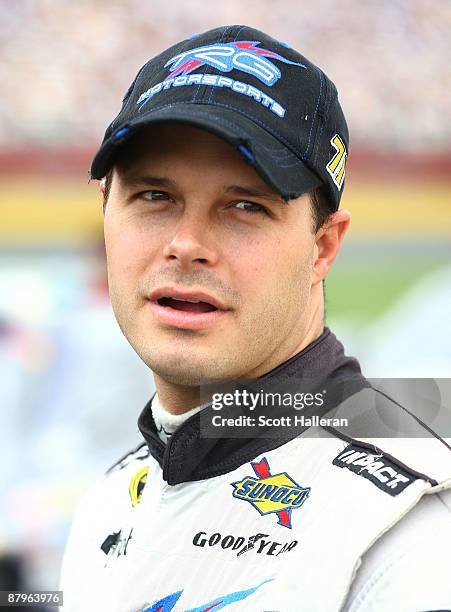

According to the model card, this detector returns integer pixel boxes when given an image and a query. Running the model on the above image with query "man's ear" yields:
[312,209,351,286]
[99,178,106,195]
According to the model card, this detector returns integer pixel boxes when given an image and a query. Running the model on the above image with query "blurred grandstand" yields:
[1,0,451,151]
[0,0,450,598]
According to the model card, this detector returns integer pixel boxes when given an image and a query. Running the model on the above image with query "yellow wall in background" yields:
[1,180,103,246]
[343,182,451,237]
[1,179,450,246]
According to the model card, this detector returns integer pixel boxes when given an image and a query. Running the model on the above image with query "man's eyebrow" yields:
[119,174,176,189]
[224,184,286,203]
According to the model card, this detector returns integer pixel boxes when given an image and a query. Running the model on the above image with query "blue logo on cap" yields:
[164,41,305,87]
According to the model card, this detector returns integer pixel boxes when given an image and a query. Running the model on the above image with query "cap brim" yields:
[90,104,322,200]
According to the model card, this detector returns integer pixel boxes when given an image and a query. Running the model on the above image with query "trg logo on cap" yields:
[164,41,305,85]
[137,41,306,118]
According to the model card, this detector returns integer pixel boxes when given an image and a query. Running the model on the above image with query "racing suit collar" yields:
[137,327,367,484]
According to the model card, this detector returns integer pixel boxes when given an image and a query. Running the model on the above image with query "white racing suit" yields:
[60,329,451,612]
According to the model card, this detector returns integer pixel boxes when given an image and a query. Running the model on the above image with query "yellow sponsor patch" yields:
[129,466,149,506]
[231,457,310,528]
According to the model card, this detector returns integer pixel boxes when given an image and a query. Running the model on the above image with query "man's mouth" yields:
[149,287,228,329]
[157,297,218,313]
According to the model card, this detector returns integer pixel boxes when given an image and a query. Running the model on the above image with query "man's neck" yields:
[154,328,325,415]
[153,379,202,415]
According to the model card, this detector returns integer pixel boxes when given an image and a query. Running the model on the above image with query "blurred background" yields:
[0,0,450,600]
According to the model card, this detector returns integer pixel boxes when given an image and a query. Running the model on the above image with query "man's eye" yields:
[234,200,268,215]
[140,190,169,201]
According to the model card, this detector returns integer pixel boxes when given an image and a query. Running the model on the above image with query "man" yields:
[60,25,451,611]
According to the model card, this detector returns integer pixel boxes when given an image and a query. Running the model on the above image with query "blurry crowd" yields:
[1,0,450,151]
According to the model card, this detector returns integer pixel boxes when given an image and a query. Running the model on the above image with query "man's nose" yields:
[162,214,218,268]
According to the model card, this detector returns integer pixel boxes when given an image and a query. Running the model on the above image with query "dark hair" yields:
[102,169,333,231]
[310,185,334,233]
[102,169,114,212]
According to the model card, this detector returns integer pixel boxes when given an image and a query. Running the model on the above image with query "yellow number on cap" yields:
[326,134,347,190]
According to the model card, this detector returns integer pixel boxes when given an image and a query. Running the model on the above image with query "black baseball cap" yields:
[91,25,349,210]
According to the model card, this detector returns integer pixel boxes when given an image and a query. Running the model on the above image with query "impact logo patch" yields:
[231,457,310,529]
[333,444,416,496]
[326,134,347,190]
[129,466,149,506]
[164,41,305,86]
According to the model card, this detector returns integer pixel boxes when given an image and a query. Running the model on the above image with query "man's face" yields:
[104,123,320,386]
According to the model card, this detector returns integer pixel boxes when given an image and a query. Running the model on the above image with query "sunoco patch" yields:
[231,457,310,528]
[332,443,416,496]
